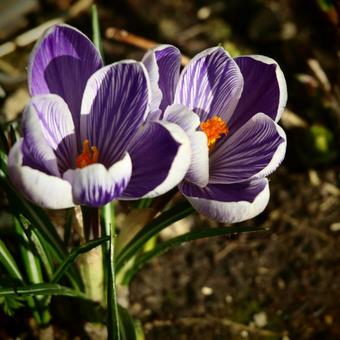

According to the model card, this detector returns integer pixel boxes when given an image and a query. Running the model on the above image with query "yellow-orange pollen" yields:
[200,116,229,149]
[76,139,99,168]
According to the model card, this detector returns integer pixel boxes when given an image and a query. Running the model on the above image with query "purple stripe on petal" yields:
[179,178,269,223]
[80,61,150,167]
[21,101,60,176]
[63,153,132,207]
[121,120,190,199]
[174,47,243,122]
[27,95,77,174]
[28,24,103,136]
[8,139,74,209]
[209,113,286,184]
[228,55,287,132]
[142,45,181,112]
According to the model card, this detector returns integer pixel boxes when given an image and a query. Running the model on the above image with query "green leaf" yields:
[118,305,138,340]
[91,4,103,56]
[14,217,43,285]
[116,201,194,273]
[0,295,24,316]
[0,239,23,281]
[1,178,83,290]
[51,236,109,284]
[123,226,266,284]
[20,216,54,280]
[14,216,52,325]
[0,283,88,299]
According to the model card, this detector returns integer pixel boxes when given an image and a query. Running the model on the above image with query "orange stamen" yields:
[200,116,229,150]
[76,139,99,168]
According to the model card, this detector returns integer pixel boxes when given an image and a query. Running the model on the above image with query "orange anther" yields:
[76,139,99,168]
[200,116,229,150]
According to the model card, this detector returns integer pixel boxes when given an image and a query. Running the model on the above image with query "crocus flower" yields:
[8,25,191,209]
[142,45,287,223]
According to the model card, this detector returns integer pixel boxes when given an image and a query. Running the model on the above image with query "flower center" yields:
[76,139,99,168]
[200,116,229,149]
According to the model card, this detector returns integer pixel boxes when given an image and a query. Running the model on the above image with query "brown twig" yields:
[105,27,190,65]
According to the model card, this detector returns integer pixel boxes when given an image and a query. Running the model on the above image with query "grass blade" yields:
[0,283,88,299]
[0,239,23,281]
[91,4,103,56]
[51,236,109,284]
[2,178,83,290]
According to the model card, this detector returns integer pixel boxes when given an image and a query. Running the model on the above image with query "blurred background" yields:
[0,0,340,339]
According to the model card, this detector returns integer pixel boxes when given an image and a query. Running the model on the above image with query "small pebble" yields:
[201,286,213,296]
[330,223,340,232]
[225,294,233,303]
[240,330,249,338]
[253,312,268,328]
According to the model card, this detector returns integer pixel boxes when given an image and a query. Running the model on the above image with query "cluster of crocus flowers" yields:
[8,24,287,224]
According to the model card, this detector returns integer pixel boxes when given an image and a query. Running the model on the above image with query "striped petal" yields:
[24,95,77,174]
[63,153,132,207]
[174,47,243,122]
[180,179,269,223]
[228,55,287,132]
[209,113,286,184]
[8,139,74,209]
[121,120,190,199]
[28,24,103,135]
[80,61,150,167]
[142,44,181,112]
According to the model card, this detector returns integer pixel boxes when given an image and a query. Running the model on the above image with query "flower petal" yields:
[21,99,60,176]
[63,153,132,207]
[179,179,269,223]
[185,131,209,187]
[162,104,200,132]
[142,44,181,112]
[162,104,209,187]
[174,47,243,122]
[28,24,103,134]
[80,61,150,167]
[209,113,286,184]
[8,139,74,209]
[26,95,77,174]
[228,55,287,132]
[121,120,191,199]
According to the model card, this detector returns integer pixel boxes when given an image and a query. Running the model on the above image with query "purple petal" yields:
[185,131,209,187]
[21,100,60,176]
[63,153,132,207]
[228,55,287,132]
[209,113,286,184]
[162,104,200,133]
[8,139,74,209]
[80,61,150,167]
[121,120,190,199]
[174,47,243,122]
[179,179,269,223]
[28,24,103,135]
[142,45,181,112]
[25,95,77,174]
[162,104,209,187]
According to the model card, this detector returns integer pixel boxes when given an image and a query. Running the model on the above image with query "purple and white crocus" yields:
[142,45,287,223]
[8,25,191,209]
